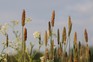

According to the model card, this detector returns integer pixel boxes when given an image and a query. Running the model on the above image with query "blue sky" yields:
[0,0,93,52]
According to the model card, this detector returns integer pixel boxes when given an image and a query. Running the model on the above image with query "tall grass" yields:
[0,10,93,62]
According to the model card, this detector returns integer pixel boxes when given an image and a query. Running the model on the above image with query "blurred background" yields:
[0,0,93,53]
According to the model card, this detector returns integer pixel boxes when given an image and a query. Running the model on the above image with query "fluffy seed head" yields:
[33,31,40,39]
[22,10,25,26]
[51,10,55,27]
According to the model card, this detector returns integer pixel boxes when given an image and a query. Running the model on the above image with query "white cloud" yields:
[67,1,93,14]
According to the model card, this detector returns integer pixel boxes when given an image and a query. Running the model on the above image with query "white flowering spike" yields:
[2,23,8,31]
[25,18,31,24]
[11,20,19,26]
[33,31,40,39]
[0,23,9,35]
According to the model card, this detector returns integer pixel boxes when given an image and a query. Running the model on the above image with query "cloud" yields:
[0,0,93,52]
[67,1,93,14]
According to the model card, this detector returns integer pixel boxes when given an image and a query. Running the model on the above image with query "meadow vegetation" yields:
[0,10,93,62]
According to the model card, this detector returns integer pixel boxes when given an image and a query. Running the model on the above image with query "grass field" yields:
[0,10,93,62]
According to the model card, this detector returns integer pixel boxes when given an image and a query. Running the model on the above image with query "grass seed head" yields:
[62,27,66,45]
[51,10,55,27]
[24,27,27,41]
[74,32,77,45]
[6,34,8,47]
[48,21,51,36]
[44,31,48,46]
[68,16,72,36]
[84,29,88,43]
[57,29,60,45]
[22,9,25,26]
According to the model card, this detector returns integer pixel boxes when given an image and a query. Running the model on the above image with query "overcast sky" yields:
[0,0,93,52]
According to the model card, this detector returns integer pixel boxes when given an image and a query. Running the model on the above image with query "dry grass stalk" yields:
[44,31,48,46]
[64,52,68,62]
[86,44,89,59]
[58,47,62,57]
[48,21,51,36]
[45,48,49,59]
[39,34,41,45]
[84,29,88,43]
[57,29,60,45]
[49,40,54,60]
[51,10,55,27]
[69,53,73,62]
[74,32,77,45]
[24,27,27,41]
[22,10,25,26]
[74,58,78,62]
[73,31,78,62]
[68,16,72,36]
[21,9,26,62]
[49,54,53,60]
[47,30,50,38]
[80,47,83,61]
[6,34,8,62]
[62,27,66,45]
[79,41,81,49]
[51,40,54,49]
